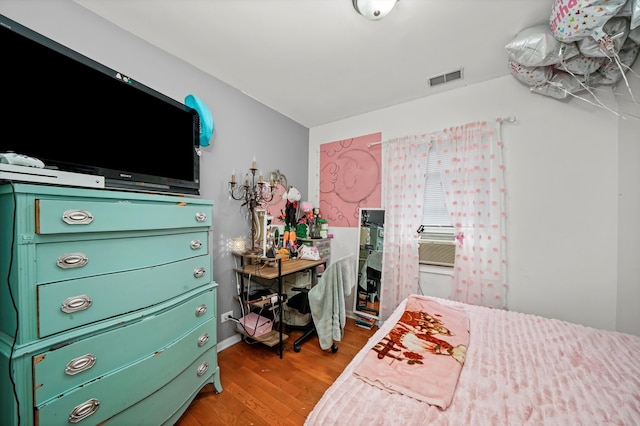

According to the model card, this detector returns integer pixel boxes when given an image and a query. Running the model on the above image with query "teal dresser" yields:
[0,183,222,425]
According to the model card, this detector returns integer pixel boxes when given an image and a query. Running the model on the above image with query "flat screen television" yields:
[0,14,201,195]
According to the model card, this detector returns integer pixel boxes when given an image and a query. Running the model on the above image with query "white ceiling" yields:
[73,0,555,127]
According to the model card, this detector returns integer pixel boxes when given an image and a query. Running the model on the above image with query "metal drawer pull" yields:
[68,398,100,423]
[62,209,94,225]
[65,354,97,375]
[61,295,93,313]
[190,239,202,250]
[195,304,207,317]
[57,253,88,269]
[194,267,206,278]
[198,333,210,347]
[195,211,207,222]
[197,362,209,377]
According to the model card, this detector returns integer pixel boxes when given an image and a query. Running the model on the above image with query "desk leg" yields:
[278,259,283,359]
[239,256,245,311]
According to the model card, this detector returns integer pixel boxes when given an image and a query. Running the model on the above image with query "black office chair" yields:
[285,289,335,353]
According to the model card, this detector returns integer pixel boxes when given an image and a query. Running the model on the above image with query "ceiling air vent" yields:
[428,68,463,87]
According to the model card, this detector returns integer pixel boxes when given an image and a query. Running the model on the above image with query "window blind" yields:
[421,146,451,227]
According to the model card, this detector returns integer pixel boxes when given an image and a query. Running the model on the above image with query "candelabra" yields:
[228,158,275,254]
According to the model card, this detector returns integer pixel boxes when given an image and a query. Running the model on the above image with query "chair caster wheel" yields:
[294,345,301,352]
[331,344,338,353]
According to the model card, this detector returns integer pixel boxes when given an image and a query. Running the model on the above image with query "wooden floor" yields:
[175,318,377,426]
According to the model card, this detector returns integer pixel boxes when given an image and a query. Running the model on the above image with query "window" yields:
[419,146,455,266]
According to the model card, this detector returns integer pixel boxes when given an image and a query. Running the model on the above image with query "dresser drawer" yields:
[35,320,217,426]
[106,348,218,425]
[35,231,209,284]
[37,255,212,337]
[36,198,211,235]
[33,286,216,405]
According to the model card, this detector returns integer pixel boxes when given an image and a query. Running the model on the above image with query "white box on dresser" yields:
[0,183,222,425]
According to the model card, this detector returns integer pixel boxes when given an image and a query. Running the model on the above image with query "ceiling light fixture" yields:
[353,0,398,20]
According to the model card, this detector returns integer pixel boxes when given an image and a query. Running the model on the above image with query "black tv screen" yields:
[0,14,201,195]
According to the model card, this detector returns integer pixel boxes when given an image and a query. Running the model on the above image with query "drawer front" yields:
[38,255,212,337]
[301,238,330,257]
[315,239,331,258]
[283,270,312,289]
[33,286,216,405]
[314,239,331,251]
[319,247,331,259]
[35,231,208,283]
[35,322,218,426]
[36,198,212,235]
[106,348,218,425]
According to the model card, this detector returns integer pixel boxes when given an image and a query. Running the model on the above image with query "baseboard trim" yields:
[217,334,242,352]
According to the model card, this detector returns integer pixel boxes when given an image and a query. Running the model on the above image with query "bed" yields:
[306,294,640,425]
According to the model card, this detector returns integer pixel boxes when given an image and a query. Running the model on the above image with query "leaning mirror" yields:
[354,208,384,325]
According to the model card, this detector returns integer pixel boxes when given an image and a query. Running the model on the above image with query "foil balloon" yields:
[530,71,581,99]
[616,0,634,18]
[549,0,627,43]
[598,38,640,84]
[508,60,553,87]
[505,24,580,67]
[606,1,639,36]
[632,0,640,30]
[531,70,602,99]
[577,17,630,58]
[555,53,605,75]
[629,25,640,44]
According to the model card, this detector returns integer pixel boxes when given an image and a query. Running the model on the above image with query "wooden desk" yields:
[237,257,326,279]
[234,255,326,358]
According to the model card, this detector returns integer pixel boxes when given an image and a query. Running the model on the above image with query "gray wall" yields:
[1,0,309,343]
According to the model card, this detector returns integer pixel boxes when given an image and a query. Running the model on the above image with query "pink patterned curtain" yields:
[380,134,430,321]
[433,120,508,308]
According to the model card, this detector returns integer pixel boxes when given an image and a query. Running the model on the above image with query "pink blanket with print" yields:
[307,296,640,425]
[353,295,469,409]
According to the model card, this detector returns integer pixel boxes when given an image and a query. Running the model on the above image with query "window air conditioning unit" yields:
[419,239,455,267]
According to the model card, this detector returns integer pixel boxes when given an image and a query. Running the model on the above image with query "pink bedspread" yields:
[306,295,640,425]
[353,295,469,409]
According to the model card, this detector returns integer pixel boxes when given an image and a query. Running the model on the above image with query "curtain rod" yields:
[367,115,517,147]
